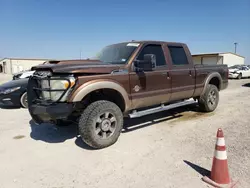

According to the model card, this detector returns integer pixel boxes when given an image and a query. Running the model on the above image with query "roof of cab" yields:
[107,40,186,46]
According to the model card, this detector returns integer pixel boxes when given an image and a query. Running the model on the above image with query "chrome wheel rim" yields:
[95,112,117,139]
[208,90,217,107]
[21,93,28,108]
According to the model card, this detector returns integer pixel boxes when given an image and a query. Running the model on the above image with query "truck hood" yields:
[31,60,125,74]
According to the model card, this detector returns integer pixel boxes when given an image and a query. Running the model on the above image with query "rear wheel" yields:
[78,100,123,149]
[198,84,219,112]
[20,92,28,108]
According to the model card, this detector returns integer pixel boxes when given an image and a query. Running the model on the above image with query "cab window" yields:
[168,46,189,65]
[137,44,166,66]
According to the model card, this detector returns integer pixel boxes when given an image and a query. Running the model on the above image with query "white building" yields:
[192,52,245,67]
[0,58,48,75]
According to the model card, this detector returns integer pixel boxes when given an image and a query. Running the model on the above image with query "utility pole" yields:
[234,42,238,54]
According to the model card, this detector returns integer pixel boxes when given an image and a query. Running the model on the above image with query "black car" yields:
[12,70,35,80]
[0,78,29,108]
[12,72,23,80]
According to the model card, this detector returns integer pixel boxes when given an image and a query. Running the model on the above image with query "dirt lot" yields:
[0,75,250,188]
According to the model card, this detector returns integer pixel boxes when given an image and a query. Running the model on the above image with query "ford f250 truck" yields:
[27,41,228,149]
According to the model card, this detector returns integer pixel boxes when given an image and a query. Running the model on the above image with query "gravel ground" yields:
[0,76,250,188]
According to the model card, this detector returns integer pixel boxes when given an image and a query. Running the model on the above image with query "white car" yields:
[229,66,250,79]
[13,70,35,80]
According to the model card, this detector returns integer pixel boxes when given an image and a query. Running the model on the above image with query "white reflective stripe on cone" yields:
[214,150,227,160]
[216,137,225,146]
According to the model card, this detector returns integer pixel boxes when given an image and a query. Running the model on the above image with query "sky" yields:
[0,0,250,63]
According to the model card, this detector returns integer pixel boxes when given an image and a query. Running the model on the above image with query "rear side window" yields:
[137,45,166,66]
[168,46,189,65]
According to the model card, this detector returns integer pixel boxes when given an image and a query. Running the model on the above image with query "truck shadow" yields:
[29,120,98,150]
[122,103,199,133]
[0,105,21,109]
[29,120,77,143]
[29,103,200,150]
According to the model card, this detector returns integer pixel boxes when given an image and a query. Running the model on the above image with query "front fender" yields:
[69,79,131,111]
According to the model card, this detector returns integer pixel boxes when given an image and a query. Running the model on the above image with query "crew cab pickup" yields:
[27,41,228,149]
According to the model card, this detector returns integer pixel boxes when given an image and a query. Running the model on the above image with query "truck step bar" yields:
[129,99,197,118]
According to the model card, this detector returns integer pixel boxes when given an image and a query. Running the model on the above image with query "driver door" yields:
[129,44,171,109]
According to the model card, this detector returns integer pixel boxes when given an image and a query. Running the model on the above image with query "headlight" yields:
[50,78,75,90]
[50,77,75,101]
[0,87,20,94]
[40,77,75,101]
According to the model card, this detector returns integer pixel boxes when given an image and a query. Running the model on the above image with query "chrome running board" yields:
[129,99,196,118]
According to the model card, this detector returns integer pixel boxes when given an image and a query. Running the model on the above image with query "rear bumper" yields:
[29,103,74,123]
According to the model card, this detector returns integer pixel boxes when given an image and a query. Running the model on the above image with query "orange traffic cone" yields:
[202,128,237,188]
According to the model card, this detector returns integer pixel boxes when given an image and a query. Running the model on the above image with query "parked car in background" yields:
[228,65,244,72]
[13,70,35,80]
[229,65,250,79]
[229,65,243,69]
[0,78,29,108]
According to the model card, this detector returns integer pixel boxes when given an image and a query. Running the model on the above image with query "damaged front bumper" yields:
[228,72,239,79]
[29,103,74,123]
[27,71,77,124]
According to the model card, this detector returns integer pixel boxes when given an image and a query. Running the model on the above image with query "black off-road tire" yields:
[78,100,123,149]
[198,84,219,112]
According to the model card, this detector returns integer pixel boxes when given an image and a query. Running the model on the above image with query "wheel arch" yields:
[69,80,131,112]
[201,73,222,95]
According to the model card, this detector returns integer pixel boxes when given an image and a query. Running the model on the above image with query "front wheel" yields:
[198,84,219,112]
[78,100,123,149]
[20,92,28,108]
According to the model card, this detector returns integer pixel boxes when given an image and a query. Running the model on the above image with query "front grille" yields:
[31,72,71,104]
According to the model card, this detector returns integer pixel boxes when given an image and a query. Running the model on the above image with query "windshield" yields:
[95,42,140,64]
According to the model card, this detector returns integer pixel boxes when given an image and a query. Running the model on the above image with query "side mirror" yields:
[134,54,156,72]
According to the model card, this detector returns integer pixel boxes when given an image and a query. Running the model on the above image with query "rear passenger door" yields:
[167,45,195,101]
[130,44,171,109]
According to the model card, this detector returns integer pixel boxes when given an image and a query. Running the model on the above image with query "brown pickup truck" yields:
[27,41,228,149]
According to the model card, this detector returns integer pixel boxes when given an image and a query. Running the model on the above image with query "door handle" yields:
[162,72,170,79]
[189,70,192,76]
